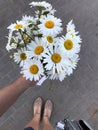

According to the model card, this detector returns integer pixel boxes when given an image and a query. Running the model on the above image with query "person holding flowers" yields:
[0,1,82,130]
[0,76,54,130]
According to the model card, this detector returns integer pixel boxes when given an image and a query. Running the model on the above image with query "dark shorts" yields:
[24,127,34,130]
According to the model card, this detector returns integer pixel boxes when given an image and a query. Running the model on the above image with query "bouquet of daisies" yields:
[6,1,82,82]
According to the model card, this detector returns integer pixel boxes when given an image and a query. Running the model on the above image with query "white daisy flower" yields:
[41,35,58,46]
[63,54,79,76]
[43,45,70,74]
[6,32,13,51]
[22,15,35,25]
[68,53,79,70]
[22,16,40,36]
[6,32,19,51]
[35,6,56,18]
[67,20,75,33]
[46,6,56,15]
[27,38,47,59]
[6,42,17,52]
[15,30,32,45]
[66,20,82,43]
[22,16,37,34]
[59,35,81,55]
[38,15,62,36]
[14,48,28,67]
[66,66,73,76]
[21,59,44,81]
[14,32,30,46]
[48,69,66,81]
[29,1,52,9]
[7,20,27,32]
[66,32,82,44]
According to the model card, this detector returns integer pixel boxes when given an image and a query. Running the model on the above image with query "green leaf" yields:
[43,11,50,16]
[10,38,15,45]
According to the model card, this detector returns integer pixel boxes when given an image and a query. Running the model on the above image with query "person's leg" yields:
[42,100,54,130]
[24,97,42,130]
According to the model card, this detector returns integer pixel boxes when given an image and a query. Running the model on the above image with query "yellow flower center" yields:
[51,53,61,63]
[29,65,39,74]
[64,39,73,50]
[71,33,75,38]
[20,53,27,60]
[67,29,71,32]
[34,46,44,55]
[24,35,30,42]
[45,20,54,29]
[47,36,53,43]
[14,24,23,29]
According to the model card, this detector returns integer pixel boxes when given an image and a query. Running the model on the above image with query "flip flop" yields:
[33,97,43,117]
[43,99,53,119]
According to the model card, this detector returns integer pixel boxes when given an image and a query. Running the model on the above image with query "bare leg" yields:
[42,100,54,130]
[24,97,42,130]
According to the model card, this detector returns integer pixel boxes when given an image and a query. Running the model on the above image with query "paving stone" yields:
[0,117,15,130]
[0,106,15,127]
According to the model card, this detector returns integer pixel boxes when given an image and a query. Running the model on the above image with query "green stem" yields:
[19,29,26,47]
[24,31,33,40]
[49,80,53,91]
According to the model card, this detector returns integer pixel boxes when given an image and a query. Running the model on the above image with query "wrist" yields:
[13,75,36,90]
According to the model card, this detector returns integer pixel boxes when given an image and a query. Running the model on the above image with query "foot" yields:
[33,97,42,121]
[43,100,53,121]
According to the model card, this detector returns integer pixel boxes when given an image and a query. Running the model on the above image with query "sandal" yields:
[43,99,53,119]
[33,97,43,117]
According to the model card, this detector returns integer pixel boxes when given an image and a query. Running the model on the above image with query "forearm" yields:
[0,76,36,116]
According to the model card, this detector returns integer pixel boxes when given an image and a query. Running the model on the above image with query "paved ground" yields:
[0,0,98,129]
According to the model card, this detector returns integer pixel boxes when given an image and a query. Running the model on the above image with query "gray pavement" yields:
[0,0,98,129]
